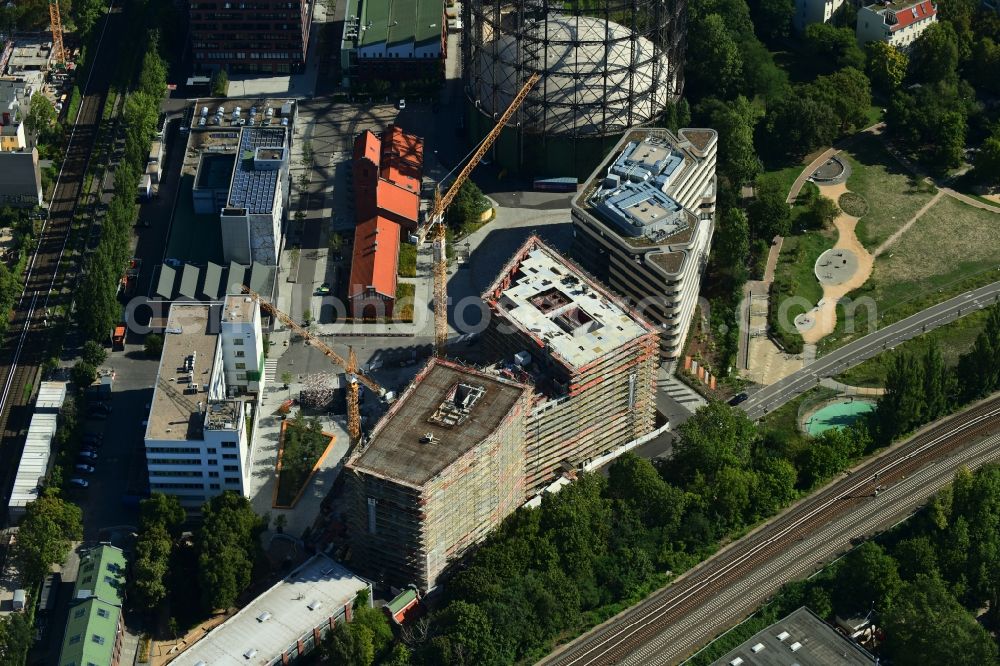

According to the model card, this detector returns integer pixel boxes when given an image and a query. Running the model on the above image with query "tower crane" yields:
[241,286,387,445]
[418,71,541,356]
[49,1,66,66]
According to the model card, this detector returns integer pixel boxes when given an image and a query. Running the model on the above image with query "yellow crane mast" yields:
[241,286,386,444]
[418,72,541,356]
[49,1,66,66]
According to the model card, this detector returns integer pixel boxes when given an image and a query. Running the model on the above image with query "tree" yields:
[832,542,902,615]
[750,0,794,42]
[445,180,491,232]
[922,344,947,421]
[686,14,743,99]
[969,37,1000,96]
[865,41,908,95]
[669,401,758,485]
[0,612,33,665]
[25,94,56,136]
[739,40,790,104]
[747,175,791,240]
[883,574,998,665]
[908,22,959,85]
[893,536,939,580]
[889,80,968,172]
[975,129,1000,185]
[712,208,751,282]
[140,493,185,537]
[71,361,97,389]
[197,492,265,611]
[211,69,229,97]
[431,601,500,666]
[806,68,872,134]
[72,0,106,40]
[800,194,839,231]
[707,96,762,186]
[874,352,926,443]
[762,93,839,160]
[80,340,107,367]
[803,23,865,73]
[13,495,83,584]
[144,333,163,357]
[132,522,172,612]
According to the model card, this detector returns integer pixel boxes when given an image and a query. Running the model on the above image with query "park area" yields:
[274,415,335,508]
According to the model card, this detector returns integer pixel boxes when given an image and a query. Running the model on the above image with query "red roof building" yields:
[856,0,937,49]
[348,216,401,319]
[379,125,423,195]
[352,126,423,229]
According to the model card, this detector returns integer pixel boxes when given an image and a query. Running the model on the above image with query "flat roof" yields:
[147,304,219,441]
[171,555,370,666]
[349,359,529,487]
[711,607,876,666]
[196,152,237,190]
[358,0,442,48]
[484,238,652,370]
[223,294,256,323]
[227,126,286,213]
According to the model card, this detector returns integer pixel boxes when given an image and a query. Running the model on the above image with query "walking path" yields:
[786,148,839,204]
[819,377,886,396]
[873,190,944,258]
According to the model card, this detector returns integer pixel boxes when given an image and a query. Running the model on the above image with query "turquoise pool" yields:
[805,399,876,436]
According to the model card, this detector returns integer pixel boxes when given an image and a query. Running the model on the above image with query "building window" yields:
[208,459,218,465]
[92,634,106,645]
[208,448,217,454]
[210,483,220,489]
[209,471,219,478]
[237,373,247,380]
[223,453,237,460]
[69,634,81,644]
[223,441,237,448]
[74,608,86,619]
[235,350,245,357]
[224,465,239,472]
[236,362,246,369]
[225,477,240,484]
[97,608,110,618]
[233,338,244,345]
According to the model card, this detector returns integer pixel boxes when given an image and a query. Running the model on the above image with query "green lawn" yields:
[769,228,837,352]
[819,195,1000,354]
[835,307,990,388]
[398,242,416,277]
[841,133,937,251]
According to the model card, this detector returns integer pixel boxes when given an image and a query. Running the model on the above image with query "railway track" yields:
[0,6,120,510]
[542,394,1000,666]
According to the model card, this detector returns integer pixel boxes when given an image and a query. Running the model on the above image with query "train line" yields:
[541,393,1000,666]
[0,6,120,509]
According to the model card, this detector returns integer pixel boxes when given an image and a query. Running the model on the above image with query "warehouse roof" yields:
[710,607,876,666]
[379,125,423,192]
[349,359,530,487]
[376,179,420,222]
[358,0,443,48]
[171,555,370,666]
[483,237,654,370]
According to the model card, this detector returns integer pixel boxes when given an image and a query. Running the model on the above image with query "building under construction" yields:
[344,358,532,590]
[481,236,659,493]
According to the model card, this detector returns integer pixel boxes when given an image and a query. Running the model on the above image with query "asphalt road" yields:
[741,280,1000,420]
[541,393,1000,666]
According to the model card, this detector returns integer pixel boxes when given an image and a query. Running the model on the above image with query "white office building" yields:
[143,296,264,508]
[571,127,717,361]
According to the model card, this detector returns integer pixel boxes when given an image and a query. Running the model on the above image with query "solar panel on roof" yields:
[156,265,177,298]
[203,262,223,299]
[228,127,286,213]
[179,264,199,299]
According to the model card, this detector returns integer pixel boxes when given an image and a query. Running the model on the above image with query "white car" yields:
[397,99,406,110]
[69,478,89,488]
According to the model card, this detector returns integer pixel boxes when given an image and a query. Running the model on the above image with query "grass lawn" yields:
[818,195,1000,354]
[398,242,416,277]
[394,282,415,321]
[769,228,837,351]
[835,307,990,388]
[275,417,334,507]
[842,133,937,251]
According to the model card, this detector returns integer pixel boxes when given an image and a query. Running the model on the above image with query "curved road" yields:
[741,280,1000,420]
[541,393,1000,666]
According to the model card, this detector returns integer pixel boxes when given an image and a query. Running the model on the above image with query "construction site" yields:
[343,358,532,590]
[480,236,660,492]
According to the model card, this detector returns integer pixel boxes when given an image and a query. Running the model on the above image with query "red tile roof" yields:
[354,130,381,166]
[376,179,420,224]
[379,125,423,194]
[889,0,936,29]
[349,216,400,299]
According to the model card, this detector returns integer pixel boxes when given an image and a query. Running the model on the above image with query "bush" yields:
[71,361,97,389]
[210,69,229,97]
[144,334,163,357]
[81,340,107,367]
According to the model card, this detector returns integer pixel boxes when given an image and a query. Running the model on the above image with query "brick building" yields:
[188,0,313,74]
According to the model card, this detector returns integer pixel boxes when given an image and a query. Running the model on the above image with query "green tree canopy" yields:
[747,175,791,239]
[908,21,960,84]
[687,14,743,99]
[803,23,865,73]
[13,495,83,584]
[80,340,107,367]
[865,41,908,95]
[832,542,902,615]
[197,492,265,611]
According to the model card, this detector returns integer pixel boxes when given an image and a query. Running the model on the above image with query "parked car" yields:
[315,282,331,295]
[74,464,95,474]
[728,392,750,406]
[69,478,89,488]
[397,99,406,110]
[81,433,103,446]
[164,257,183,268]
[78,450,98,461]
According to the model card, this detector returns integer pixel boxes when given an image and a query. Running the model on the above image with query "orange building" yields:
[348,216,401,319]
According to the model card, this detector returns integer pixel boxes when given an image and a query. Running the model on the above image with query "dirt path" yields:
[798,182,874,344]
[873,190,945,258]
